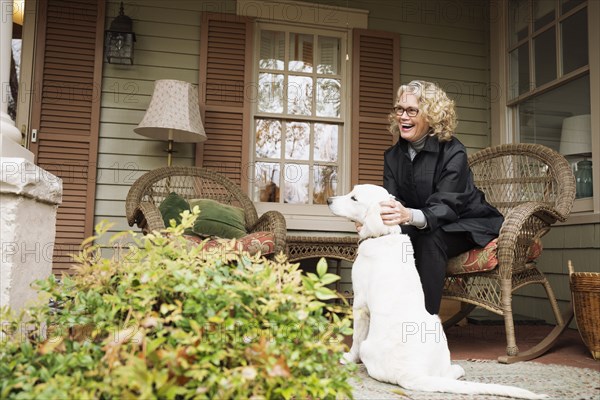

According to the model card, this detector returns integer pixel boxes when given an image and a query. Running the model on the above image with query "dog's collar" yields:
[358,237,378,245]
[358,232,398,244]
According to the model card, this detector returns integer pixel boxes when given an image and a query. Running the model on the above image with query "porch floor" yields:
[446,323,599,370]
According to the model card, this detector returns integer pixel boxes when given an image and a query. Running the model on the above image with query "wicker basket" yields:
[568,261,600,360]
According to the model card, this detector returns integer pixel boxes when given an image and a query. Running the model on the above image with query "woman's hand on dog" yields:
[380,200,412,226]
[353,200,412,232]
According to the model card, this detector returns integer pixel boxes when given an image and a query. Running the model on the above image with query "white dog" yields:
[327,184,547,399]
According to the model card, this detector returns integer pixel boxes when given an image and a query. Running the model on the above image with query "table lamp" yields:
[134,80,207,166]
[559,114,592,198]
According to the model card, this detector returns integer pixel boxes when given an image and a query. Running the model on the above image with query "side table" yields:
[286,234,358,301]
[286,235,358,263]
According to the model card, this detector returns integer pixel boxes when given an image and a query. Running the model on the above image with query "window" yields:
[252,26,345,205]
[199,2,392,231]
[507,0,594,202]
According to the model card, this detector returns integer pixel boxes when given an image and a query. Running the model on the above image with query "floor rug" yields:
[350,360,600,399]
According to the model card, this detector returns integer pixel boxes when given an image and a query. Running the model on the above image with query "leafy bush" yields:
[0,210,354,399]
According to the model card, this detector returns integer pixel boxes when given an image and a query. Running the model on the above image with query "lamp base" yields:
[575,159,593,199]
[165,140,178,167]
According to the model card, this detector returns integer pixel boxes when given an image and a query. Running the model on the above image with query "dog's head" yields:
[327,184,401,239]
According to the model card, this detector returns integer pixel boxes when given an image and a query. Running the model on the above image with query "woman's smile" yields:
[395,93,430,142]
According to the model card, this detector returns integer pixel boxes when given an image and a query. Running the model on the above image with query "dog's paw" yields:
[341,352,359,365]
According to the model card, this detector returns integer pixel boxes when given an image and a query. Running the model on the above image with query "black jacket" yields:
[383,135,503,247]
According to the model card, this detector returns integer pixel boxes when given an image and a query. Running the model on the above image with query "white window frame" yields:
[490,0,600,221]
[238,0,368,231]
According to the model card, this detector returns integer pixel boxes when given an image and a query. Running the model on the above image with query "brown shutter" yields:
[197,13,254,188]
[351,29,400,185]
[29,0,104,274]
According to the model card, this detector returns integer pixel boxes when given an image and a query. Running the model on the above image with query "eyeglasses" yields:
[393,106,419,117]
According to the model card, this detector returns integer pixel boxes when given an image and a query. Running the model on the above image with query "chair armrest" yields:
[496,201,565,279]
[248,210,287,255]
[130,201,166,234]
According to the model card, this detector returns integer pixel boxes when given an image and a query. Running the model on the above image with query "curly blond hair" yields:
[388,80,457,142]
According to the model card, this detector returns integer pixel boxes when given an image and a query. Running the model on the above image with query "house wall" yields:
[96,0,236,236]
[345,0,492,150]
[96,0,600,325]
[512,223,600,326]
[96,0,491,236]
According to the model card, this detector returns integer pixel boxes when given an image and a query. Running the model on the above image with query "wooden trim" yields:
[28,0,49,157]
[196,13,210,168]
[588,0,600,214]
[16,0,39,147]
[490,0,507,146]
[236,0,368,29]
[241,17,254,191]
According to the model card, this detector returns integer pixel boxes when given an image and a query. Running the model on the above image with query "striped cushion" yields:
[447,238,543,275]
[184,231,276,257]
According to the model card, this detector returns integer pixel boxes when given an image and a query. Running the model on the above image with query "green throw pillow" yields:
[158,192,191,227]
[189,199,246,239]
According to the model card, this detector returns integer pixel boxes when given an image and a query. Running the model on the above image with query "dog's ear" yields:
[360,202,389,239]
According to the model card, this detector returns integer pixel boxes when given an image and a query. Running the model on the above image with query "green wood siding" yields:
[92,0,598,325]
[513,223,600,325]
[96,0,492,237]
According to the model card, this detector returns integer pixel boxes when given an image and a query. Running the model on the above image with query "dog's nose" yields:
[326,197,332,205]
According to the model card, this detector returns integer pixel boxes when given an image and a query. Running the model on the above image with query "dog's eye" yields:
[350,195,358,201]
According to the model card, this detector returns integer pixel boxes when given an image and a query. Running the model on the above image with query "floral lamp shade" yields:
[134,80,206,165]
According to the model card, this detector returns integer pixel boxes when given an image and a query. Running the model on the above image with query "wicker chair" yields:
[442,143,576,363]
[125,166,287,255]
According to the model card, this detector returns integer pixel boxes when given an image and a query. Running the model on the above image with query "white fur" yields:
[327,184,547,399]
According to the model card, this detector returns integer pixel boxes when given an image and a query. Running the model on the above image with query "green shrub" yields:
[0,209,354,399]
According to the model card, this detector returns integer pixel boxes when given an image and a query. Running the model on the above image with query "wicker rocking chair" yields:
[442,143,576,363]
[125,166,287,255]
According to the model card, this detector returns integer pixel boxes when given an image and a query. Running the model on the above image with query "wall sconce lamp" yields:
[104,2,136,65]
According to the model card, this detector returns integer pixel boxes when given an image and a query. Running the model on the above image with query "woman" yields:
[380,80,503,315]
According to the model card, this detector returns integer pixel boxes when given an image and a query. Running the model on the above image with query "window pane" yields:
[289,33,313,72]
[288,75,313,115]
[255,119,282,159]
[534,27,556,86]
[259,30,284,70]
[314,123,338,162]
[534,0,555,31]
[316,78,341,117]
[285,122,310,160]
[258,73,284,113]
[255,162,280,202]
[317,36,340,74]
[561,8,588,74]
[561,0,585,14]
[253,28,345,205]
[313,165,338,204]
[283,164,309,204]
[518,74,590,151]
[509,0,529,46]
[509,43,530,98]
